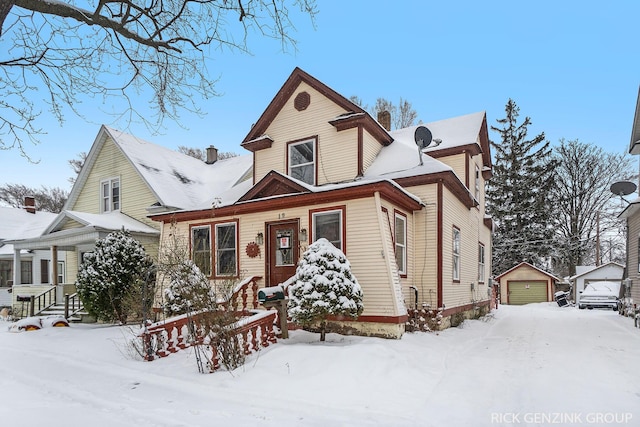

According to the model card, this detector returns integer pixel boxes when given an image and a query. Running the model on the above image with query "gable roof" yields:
[569,261,625,281]
[630,86,640,155]
[66,126,253,212]
[0,206,57,255]
[45,210,159,235]
[241,67,392,150]
[390,111,491,172]
[494,261,560,282]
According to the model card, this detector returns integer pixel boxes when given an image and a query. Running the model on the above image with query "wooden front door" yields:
[267,220,299,286]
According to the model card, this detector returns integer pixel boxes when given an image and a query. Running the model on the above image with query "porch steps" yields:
[39,303,89,323]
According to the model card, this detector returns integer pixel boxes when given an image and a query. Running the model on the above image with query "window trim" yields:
[100,177,121,213]
[478,242,485,284]
[452,226,461,282]
[475,164,481,202]
[394,210,407,277]
[310,206,346,253]
[57,261,65,284]
[287,136,317,185]
[20,260,33,284]
[190,224,212,277]
[214,221,239,278]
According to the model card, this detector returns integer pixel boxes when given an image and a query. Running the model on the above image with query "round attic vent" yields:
[294,91,310,111]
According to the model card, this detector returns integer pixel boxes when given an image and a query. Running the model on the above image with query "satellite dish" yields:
[414,126,432,149]
[610,181,637,196]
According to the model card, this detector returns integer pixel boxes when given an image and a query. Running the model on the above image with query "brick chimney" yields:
[24,196,36,214]
[377,110,391,131]
[205,145,218,164]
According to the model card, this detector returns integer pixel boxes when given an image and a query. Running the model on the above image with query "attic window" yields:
[100,177,120,213]
[288,138,316,185]
[173,170,193,184]
[294,91,310,111]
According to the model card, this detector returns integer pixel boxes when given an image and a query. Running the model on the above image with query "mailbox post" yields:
[258,285,289,339]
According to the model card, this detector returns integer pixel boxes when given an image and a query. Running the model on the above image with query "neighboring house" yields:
[619,86,640,309]
[569,262,624,306]
[0,199,58,308]
[6,126,252,312]
[494,262,559,305]
[149,67,494,337]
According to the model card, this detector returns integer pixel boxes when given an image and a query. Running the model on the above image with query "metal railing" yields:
[18,286,57,317]
[64,293,83,319]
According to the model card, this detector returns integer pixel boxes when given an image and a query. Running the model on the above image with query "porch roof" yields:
[7,211,159,251]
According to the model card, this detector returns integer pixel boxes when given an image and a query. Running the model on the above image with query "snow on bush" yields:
[163,260,215,316]
[76,229,154,324]
[288,238,363,341]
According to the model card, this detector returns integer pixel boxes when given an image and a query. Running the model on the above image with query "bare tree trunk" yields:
[0,0,14,36]
[320,321,326,342]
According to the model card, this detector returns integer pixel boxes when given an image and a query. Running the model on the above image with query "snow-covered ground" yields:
[1,303,638,427]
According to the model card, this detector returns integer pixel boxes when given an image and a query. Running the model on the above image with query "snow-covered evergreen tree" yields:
[76,229,154,323]
[164,260,216,316]
[288,238,363,341]
[487,99,558,276]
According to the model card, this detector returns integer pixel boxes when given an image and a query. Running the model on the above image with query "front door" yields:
[267,220,299,286]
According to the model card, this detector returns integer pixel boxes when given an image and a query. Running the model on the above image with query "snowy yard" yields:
[1,303,638,427]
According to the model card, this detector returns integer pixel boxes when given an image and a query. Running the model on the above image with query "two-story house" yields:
[620,87,640,310]
[149,68,494,337]
[7,126,252,312]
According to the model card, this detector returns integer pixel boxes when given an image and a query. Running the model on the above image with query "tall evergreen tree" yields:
[487,99,558,276]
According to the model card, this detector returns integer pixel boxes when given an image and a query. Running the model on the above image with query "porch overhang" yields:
[7,226,160,251]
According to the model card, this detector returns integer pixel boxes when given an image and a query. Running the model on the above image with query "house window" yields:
[192,226,211,276]
[215,222,237,276]
[101,178,120,212]
[288,139,315,185]
[0,260,11,287]
[638,236,640,273]
[312,208,343,251]
[39,259,66,283]
[478,243,485,283]
[475,165,481,201]
[395,212,407,275]
[453,227,461,281]
[20,261,32,284]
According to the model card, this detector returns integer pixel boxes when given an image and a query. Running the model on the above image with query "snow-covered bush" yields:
[163,260,215,316]
[76,229,154,324]
[406,303,443,332]
[288,238,363,341]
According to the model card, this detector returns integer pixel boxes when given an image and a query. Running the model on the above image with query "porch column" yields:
[51,245,58,286]
[13,248,21,286]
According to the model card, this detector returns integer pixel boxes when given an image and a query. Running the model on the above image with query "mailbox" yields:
[258,285,285,303]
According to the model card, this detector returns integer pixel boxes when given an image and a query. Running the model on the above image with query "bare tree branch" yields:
[0,0,317,157]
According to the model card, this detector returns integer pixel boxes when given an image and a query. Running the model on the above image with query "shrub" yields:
[288,238,363,341]
[76,229,154,324]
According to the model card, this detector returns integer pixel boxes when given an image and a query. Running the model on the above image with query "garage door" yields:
[507,281,547,305]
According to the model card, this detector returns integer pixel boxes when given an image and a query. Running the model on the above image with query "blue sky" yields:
[3,0,639,190]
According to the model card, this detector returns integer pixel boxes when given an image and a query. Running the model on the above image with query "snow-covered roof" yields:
[65,126,252,213]
[0,206,57,255]
[618,195,640,219]
[569,262,625,281]
[103,127,253,211]
[56,210,159,235]
[494,261,560,282]
[364,129,454,179]
[389,111,486,153]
